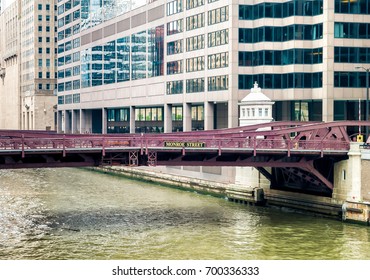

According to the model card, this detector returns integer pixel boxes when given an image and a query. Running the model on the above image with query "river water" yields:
[0,168,369,260]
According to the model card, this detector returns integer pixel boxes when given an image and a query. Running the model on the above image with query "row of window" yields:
[58,9,80,28]
[238,73,323,90]
[58,93,80,105]
[79,26,164,88]
[38,3,56,11]
[239,0,323,20]
[334,72,370,88]
[334,47,370,64]
[38,15,56,22]
[107,105,205,124]
[38,72,55,79]
[38,83,56,91]
[58,0,79,15]
[335,22,370,39]
[239,24,323,43]
[38,58,55,67]
[239,48,323,66]
[58,80,81,92]
[58,52,80,67]
[58,23,80,40]
[335,0,370,15]
[58,66,80,78]
[186,0,204,10]
[166,75,228,94]
[37,25,57,33]
[58,38,80,54]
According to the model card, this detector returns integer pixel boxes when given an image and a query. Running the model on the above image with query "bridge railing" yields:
[0,135,351,155]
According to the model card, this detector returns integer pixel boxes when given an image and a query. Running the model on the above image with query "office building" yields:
[0,0,57,130]
[56,0,370,136]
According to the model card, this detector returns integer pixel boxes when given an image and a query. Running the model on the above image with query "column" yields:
[164,104,172,133]
[102,108,107,134]
[183,103,192,131]
[71,110,76,133]
[130,106,135,133]
[322,1,335,121]
[80,109,86,133]
[204,101,214,130]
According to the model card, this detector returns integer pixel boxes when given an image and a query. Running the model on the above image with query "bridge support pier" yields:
[333,142,362,203]
[333,142,370,224]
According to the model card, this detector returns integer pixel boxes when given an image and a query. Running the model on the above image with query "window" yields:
[167,0,183,16]
[167,80,183,94]
[46,59,50,67]
[38,72,43,78]
[208,52,229,69]
[208,29,229,47]
[167,39,183,55]
[38,15,42,21]
[186,56,205,72]
[38,37,42,42]
[46,15,50,21]
[239,24,323,43]
[46,26,50,32]
[167,19,183,36]
[208,75,229,91]
[38,48,42,54]
[46,72,50,79]
[238,72,322,89]
[38,26,42,32]
[167,60,183,75]
[186,34,204,51]
[38,59,42,67]
[186,0,204,10]
[46,4,50,10]
[186,13,205,31]
[186,78,204,93]
[46,48,50,54]
[38,4,42,10]
[208,6,229,25]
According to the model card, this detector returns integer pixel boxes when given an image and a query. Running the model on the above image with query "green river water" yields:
[0,168,369,260]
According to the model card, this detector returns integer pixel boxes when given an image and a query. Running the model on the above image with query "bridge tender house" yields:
[164,142,206,148]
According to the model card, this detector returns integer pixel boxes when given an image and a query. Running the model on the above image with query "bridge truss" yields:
[1,121,369,195]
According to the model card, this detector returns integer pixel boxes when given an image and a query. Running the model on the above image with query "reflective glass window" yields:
[131,31,147,80]
[117,36,130,82]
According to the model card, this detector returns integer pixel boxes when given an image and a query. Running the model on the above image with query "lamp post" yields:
[355,66,370,141]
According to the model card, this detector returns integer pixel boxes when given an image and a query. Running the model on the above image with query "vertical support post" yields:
[63,135,66,157]
[21,134,25,158]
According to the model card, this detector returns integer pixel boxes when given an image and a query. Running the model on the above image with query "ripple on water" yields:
[1,168,370,260]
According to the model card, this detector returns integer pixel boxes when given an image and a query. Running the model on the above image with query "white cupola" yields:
[238,82,275,126]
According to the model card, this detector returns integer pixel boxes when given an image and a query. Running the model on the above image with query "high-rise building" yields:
[56,0,370,135]
[0,0,21,129]
[0,0,57,130]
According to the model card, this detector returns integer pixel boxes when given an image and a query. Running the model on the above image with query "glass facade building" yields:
[57,0,370,135]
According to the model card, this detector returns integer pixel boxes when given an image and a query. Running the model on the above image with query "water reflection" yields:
[0,168,369,260]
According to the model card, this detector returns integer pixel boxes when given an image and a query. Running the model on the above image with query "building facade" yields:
[0,0,20,129]
[0,0,57,130]
[56,0,370,135]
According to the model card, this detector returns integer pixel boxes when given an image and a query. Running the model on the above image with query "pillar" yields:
[333,142,362,203]
[183,103,192,132]
[102,108,107,134]
[164,104,172,133]
[204,101,214,130]
[130,106,135,133]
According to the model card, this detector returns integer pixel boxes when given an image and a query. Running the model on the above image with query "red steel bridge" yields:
[1,121,369,196]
